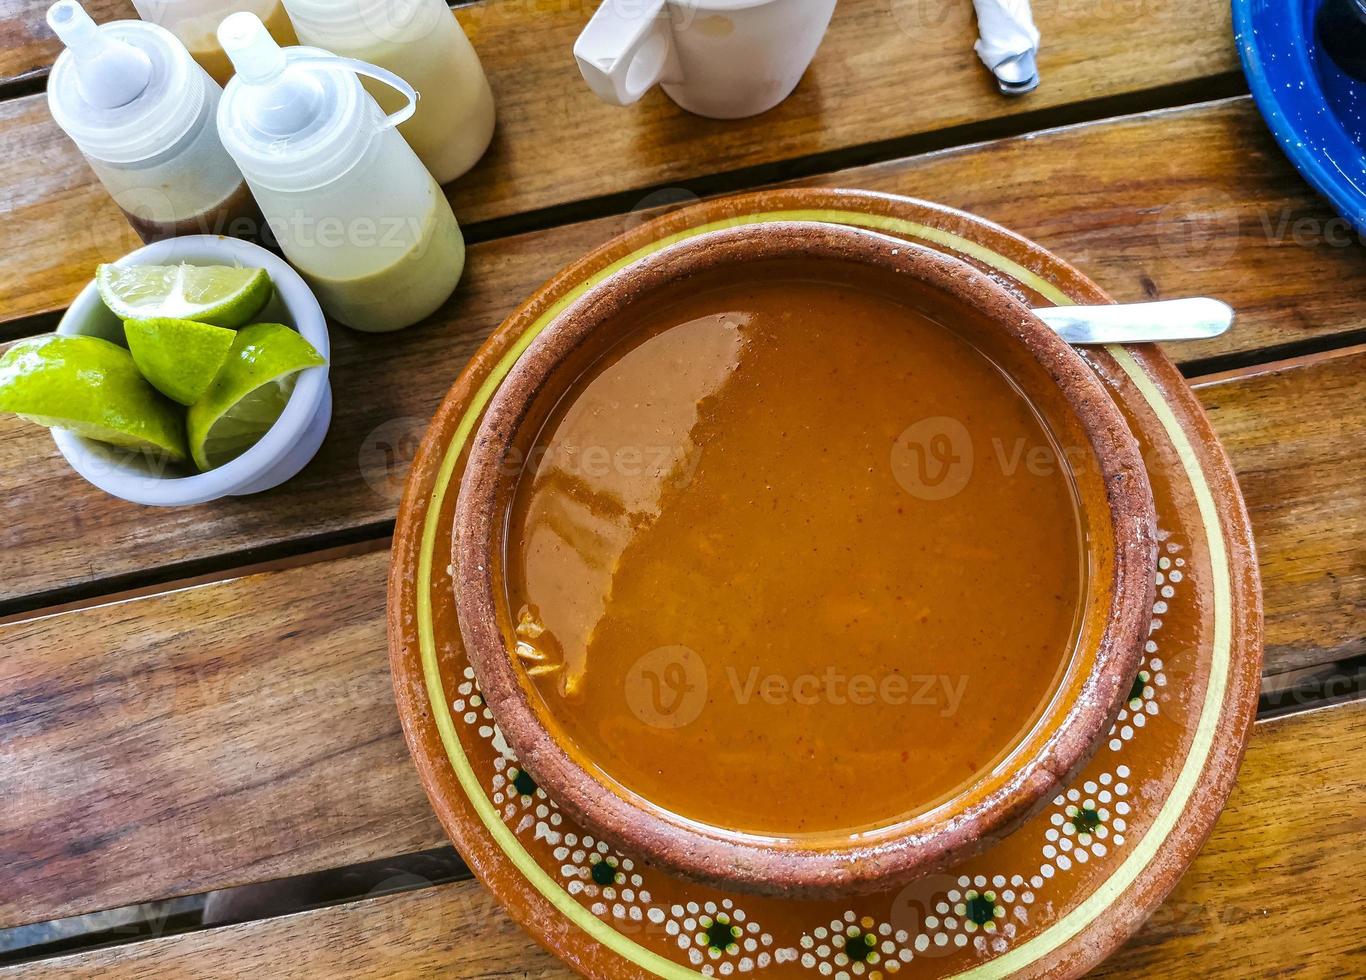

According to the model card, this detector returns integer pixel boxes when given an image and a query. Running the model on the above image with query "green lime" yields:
[124,317,236,406]
[0,334,188,463]
[187,323,326,472]
[97,263,272,328]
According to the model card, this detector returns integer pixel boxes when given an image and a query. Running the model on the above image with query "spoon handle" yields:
[1032,298,1234,345]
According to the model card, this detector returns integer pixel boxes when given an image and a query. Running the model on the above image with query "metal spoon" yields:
[1031,298,1234,346]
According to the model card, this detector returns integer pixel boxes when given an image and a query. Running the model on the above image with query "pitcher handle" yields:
[292,54,419,129]
[573,0,680,106]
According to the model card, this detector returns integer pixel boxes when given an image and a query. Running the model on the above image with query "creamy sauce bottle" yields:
[45,0,262,243]
[128,0,298,86]
[215,12,464,332]
[282,0,495,184]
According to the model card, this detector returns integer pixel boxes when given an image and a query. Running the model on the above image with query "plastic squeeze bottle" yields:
[281,0,495,184]
[215,12,465,332]
[45,0,262,243]
[128,0,298,86]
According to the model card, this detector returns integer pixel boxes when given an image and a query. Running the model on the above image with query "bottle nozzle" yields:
[47,0,152,109]
[218,11,326,136]
[218,11,286,84]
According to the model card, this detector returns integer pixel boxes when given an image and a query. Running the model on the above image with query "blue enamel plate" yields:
[1234,0,1366,232]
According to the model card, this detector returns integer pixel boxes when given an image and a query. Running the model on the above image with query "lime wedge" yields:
[97,263,272,328]
[187,323,326,472]
[125,317,236,406]
[0,334,188,463]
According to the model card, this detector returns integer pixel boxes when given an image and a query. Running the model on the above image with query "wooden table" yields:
[1,1,1362,975]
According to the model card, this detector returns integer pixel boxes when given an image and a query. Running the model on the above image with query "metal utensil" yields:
[1031,298,1234,345]
[973,0,1042,95]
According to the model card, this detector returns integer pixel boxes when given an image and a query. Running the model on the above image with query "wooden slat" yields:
[0,0,1245,323]
[5,98,1366,608]
[1092,700,1366,977]
[2,347,1360,931]
[10,698,1362,978]
[1192,347,1366,675]
[815,100,1366,369]
[0,548,446,931]
[10,879,571,979]
[0,94,138,323]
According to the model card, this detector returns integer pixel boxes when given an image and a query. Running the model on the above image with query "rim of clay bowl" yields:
[453,221,1157,898]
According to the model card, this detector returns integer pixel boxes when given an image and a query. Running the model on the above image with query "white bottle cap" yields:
[46,1,212,165]
[46,0,152,108]
[217,12,418,194]
[218,11,324,134]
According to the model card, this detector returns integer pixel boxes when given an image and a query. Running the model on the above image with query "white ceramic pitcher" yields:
[574,0,837,119]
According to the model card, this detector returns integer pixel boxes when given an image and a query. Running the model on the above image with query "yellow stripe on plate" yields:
[414,210,1231,978]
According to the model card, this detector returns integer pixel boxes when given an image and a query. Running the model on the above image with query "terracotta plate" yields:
[387,189,1264,979]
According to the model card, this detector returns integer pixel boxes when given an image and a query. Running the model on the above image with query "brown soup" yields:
[502,267,1085,836]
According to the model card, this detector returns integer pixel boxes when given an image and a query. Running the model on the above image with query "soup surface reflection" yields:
[504,274,1085,835]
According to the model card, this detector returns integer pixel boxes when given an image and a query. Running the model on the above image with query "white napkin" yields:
[972,0,1041,94]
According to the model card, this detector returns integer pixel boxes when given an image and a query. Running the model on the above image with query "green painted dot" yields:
[843,929,876,962]
[590,858,616,885]
[703,914,738,952]
[1128,671,1149,703]
[1074,806,1103,833]
[965,895,997,926]
[512,768,537,796]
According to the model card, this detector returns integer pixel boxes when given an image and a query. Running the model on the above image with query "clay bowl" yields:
[453,221,1157,899]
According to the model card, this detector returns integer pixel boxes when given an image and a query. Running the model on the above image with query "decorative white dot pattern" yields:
[452,508,1187,974]
[1109,539,1181,751]
[797,911,911,978]
[667,900,783,974]
[1040,767,1132,876]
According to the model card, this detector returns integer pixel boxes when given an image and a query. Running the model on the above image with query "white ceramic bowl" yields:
[53,235,332,507]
